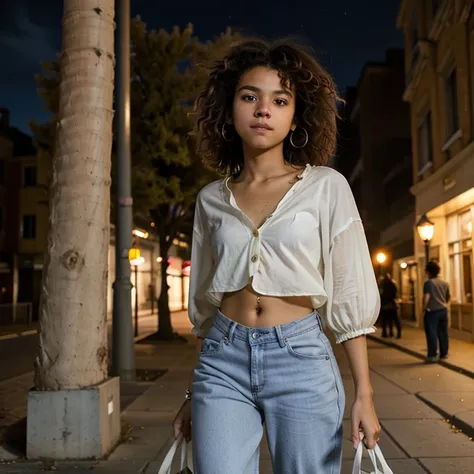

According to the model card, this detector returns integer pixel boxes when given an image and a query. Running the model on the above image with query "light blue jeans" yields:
[192,309,345,474]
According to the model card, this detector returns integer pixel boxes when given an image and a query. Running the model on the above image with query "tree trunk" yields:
[157,236,174,340]
[34,0,115,390]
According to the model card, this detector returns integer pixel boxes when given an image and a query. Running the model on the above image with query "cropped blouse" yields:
[188,165,380,343]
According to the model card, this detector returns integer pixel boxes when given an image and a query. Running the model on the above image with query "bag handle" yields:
[157,435,188,474]
[352,442,394,474]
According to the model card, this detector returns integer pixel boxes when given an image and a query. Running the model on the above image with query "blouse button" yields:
[251,254,258,263]
[253,230,259,237]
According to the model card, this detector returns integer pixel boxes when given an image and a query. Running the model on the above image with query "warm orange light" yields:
[129,247,141,261]
[376,252,387,264]
[416,214,435,242]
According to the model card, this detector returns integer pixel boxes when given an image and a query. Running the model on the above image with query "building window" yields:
[445,67,459,137]
[21,215,36,239]
[24,166,37,187]
[447,211,473,304]
[0,160,4,185]
[418,110,433,173]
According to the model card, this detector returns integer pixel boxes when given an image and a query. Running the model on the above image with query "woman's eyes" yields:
[242,94,257,102]
[241,95,288,106]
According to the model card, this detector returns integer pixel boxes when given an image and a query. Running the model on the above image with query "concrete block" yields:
[26,377,120,460]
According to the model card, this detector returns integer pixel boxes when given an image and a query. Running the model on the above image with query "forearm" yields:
[342,335,372,397]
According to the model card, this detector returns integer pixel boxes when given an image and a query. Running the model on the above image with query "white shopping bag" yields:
[157,435,192,474]
[352,441,394,474]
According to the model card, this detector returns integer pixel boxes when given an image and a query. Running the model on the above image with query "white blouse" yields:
[188,165,380,343]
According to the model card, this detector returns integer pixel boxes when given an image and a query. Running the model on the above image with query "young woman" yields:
[173,38,381,473]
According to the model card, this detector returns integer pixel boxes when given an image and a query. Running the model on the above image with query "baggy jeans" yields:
[192,309,345,474]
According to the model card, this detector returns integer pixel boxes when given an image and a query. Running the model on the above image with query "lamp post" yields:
[112,0,135,381]
[416,214,435,264]
[376,251,387,279]
[129,248,144,338]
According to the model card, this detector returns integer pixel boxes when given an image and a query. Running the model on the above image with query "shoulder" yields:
[197,178,225,203]
[307,165,349,185]
[307,166,353,200]
[423,280,432,291]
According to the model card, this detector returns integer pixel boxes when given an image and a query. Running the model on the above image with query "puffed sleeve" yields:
[188,194,216,338]
[322,172,380,344]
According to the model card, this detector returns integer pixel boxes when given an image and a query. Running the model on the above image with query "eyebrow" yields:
[237,85,293,97]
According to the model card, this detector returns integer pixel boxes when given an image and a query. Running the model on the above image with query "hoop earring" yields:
[290,127,308,149]
[221,123,234,142]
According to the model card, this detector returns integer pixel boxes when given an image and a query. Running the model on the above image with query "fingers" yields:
[352,420,362,450]
[362,425,381,450]
[173,419,192,442]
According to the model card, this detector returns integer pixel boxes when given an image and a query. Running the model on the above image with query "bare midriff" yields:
[220,281,314,328]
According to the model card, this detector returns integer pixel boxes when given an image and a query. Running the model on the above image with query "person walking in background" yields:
[380,273,401,339]
[423,261,450,364]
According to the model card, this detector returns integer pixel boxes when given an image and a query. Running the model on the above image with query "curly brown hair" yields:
[193,38,342,177]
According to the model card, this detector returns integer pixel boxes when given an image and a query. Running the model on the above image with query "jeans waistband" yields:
[213,309,322,346]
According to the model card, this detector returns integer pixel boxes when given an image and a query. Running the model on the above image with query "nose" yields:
[254,100,271,119]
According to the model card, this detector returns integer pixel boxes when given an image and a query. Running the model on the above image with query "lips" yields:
[250,123,273,131]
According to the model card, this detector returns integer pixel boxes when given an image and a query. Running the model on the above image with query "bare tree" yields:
[34,0,115,390]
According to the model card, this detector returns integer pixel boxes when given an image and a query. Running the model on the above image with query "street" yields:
[1,311,473,473]
[0,311,159,382]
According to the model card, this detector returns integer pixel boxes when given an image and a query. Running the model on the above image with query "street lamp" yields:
[416,214,435,264]
[375,252,387,279]
[129,247,145,337]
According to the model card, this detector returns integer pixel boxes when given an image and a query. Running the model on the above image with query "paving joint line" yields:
[415,392,474,440]
[368,335,474,380]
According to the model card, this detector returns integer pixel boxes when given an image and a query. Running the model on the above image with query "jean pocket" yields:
[200,326,225,356]
[285,329,330,360]
[200,338,222,356]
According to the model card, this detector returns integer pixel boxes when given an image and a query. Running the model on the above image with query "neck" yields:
[240,143,292,182]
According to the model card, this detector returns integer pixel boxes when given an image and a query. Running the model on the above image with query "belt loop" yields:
[228,322,237,343]
[275,325,286,348]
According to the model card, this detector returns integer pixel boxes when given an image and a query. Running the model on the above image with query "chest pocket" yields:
[292,211,319,229]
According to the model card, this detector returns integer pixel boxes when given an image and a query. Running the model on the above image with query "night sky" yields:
[0,0,403,134]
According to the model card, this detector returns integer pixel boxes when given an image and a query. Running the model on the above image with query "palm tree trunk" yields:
[34,0,115,390]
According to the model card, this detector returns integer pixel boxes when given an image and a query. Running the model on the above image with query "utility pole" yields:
[111,0,135,380]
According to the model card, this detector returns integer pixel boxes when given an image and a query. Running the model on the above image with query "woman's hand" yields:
[351,394,381,450]
[173,400,192,442]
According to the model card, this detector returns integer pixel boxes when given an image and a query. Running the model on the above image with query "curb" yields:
[416,392,474,440]
[0,330,38,341]
[367,334,474,380]
[133,331,156,343]
[369,334,474,441]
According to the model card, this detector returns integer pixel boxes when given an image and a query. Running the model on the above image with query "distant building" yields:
[335,49,414,318]
[0,108,190,324]
[398,0,474,342]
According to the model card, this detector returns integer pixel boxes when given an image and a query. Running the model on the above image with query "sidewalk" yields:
[368,322,474,443]
[0,308,158,340]
[369,322,474,378]
[1,314,474,473]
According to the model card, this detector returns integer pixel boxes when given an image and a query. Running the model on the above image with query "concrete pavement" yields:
[1,314,474,473]
[0,310,162,446]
